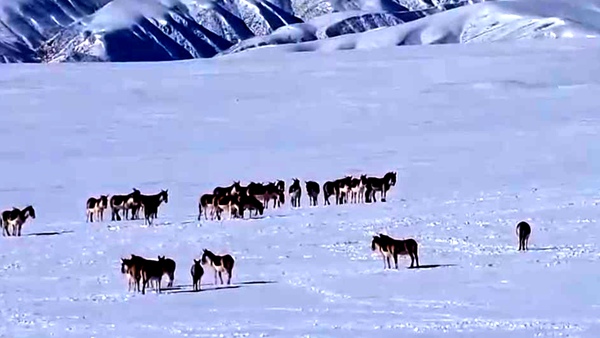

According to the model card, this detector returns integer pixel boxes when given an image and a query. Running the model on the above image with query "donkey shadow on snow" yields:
[25,230,74,237]
[407,263,457,270]
[164,280,277,294]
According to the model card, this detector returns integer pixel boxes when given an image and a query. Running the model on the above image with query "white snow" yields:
[1,36,600,336]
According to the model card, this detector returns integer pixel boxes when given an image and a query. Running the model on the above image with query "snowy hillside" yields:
[1,37,600,336]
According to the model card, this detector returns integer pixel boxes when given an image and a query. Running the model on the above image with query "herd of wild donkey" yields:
[0,170,534,295]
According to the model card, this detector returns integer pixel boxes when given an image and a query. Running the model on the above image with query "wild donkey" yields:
[305,181,320,207]
[516,221,531,251]
[121,257,142,292]
[238,194,265,218]
[213,181,241,197]
[140,189,169,225]
[323,181,336,206]
[198,193,217,221]
[214,195,241,221]
[201,249,235,285]
[157,255,176,287]
[323,176,352,205]
[110,188,141,221]
[289,178,302,208]
[1,206,36,237]
[123,254,175,294]
[349,175,368,204]
[275,180,285,207]
[191,258,204,291]
[86,195,108,223]
[365,171,397,203]
[247,182,283,210]
[335,176,353,204]
[371,233,419,269]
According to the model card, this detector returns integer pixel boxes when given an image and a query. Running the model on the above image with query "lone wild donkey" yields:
[1,206,36,236]
[516,221,531,251]
[371,233,419,269]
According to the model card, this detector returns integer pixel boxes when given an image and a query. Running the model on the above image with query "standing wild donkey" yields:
[201,249,235,285]
[110,188,141,221]
[365,171,397,203]
[371,233,419,269]
[140,189,169,225]
[1,206,36,236]
[289,178,302,208]
[191,259,204,291]
[516,221,531,251]
[86,195,109,223]
[305,181,320,207]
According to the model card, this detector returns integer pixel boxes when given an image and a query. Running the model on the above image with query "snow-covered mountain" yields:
[2,0,600,62]
[227,0,600,55]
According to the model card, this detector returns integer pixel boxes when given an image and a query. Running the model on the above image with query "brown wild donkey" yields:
[371,233,419,269]
[201,249,235,285]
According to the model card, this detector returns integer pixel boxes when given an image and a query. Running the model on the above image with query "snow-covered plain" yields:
[2,37,600,337]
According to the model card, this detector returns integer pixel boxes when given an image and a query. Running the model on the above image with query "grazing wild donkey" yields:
[198,193,217,221]
[305,181,320,207]
[371,233,419,269]
[366,171,397,203]
[140,189,169,225]
[289,178,302,208]
[201,249,235,285]
[110,188,141,221]
[86,195,108,223]
[516,221,532,251]
[157,255,176,287]
[191,259,204,291]
[1,206,36,237]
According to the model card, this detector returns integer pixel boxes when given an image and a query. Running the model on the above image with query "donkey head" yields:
[24,205,36,219]
[386,172,397,186]
[161,189,169,203]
